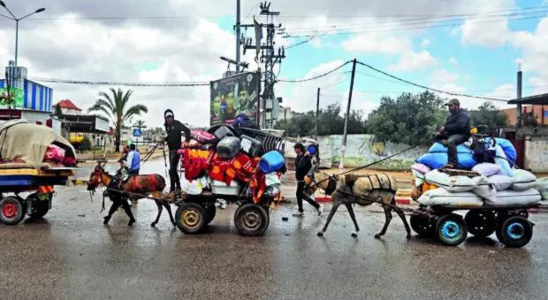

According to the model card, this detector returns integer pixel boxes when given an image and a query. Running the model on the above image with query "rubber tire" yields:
[0,196,26,225]
[27,194,51,219]
[410,213,435,237]
[234,203,269,237]
[175,203,207,234]
[205,204,217,225]
[436,213,468,247]
[465,210,496,238]
[496,215,533,248]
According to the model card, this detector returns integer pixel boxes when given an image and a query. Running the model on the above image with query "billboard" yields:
[210,71,260,126]
[0,87,24,108]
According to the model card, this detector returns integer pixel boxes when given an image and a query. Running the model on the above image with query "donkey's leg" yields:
[392,197,412,239]
[344,203,360,238]
[104,200,122,224]
[375,196,393,239]
[162,201,176,226]
[151,200,163,227]
[317,200,342,237]
[120,198,136,226]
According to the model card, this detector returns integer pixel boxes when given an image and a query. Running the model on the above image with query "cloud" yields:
[342,33,412,55]
[431,69,459,83]
[386,50,437,72]
[421,39,431,47]
[449,57,459,67]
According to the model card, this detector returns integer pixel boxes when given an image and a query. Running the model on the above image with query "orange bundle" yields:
[184,149,213,181]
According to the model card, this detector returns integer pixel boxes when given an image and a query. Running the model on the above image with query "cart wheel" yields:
[496,216,533,248]
[234,203,269,237]
[27,194,51,219]
[436,213,468,246]
[465,210,496,238]
[517,210,529,219]
[0,196,26,225]
[410,213,435,237]
[204,204,217,225]
[175,203,206,234]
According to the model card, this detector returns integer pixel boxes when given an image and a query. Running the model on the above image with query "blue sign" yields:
[544,111,548,118]
[133,129,142,137]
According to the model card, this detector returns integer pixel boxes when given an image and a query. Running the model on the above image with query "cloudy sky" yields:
[0,0,546,128]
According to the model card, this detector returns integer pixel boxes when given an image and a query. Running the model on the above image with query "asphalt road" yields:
[1,186,548,300]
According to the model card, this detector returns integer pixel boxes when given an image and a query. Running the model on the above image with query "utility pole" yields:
[316,87,320,140]
[339,58,357,171]
[235,0,241,73]
[516,62,523,129]
[242,2,285,129]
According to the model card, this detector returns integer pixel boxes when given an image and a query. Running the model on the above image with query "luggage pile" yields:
[411,137,545,207]
[179,125,286,202]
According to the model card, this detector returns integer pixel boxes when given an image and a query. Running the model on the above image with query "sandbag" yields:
[416,152,477,170]
[412,169,426,187]
[495,145,514,177]
[424,170,477,192]
[535,178,548,200]
[491,189,541,206]
[216,136,241,160]
[472,163,503,177]
[428,142,474,154]
[411,163,431,174]
[471,176,497,204]
[417,188,484,207]
[512,170,537,191]
[489,175,514,191]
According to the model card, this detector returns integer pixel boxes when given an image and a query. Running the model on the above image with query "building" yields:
[502,105,548,126]
[54,99,83,115]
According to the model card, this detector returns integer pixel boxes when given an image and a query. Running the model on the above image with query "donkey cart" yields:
[173,190,275,237]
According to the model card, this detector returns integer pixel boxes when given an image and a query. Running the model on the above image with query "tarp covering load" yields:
[0,120,77,170]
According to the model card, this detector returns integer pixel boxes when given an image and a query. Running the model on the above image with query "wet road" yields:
[1,187,548,300]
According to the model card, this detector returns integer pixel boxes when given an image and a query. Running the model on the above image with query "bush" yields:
[79,137,92,151]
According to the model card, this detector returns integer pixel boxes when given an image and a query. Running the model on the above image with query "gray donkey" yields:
[308,172,411,239]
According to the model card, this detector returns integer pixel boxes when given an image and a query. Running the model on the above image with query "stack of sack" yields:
[412,162,542,207]
[180,125,285,201]
[415,138,517,176]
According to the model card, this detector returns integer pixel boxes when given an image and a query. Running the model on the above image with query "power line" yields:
[356,61,509,102]
[278,61,351,83]
[27,77,209,87]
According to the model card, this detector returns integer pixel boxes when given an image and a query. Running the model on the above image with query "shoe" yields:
[317,204,324,216]
[292,211,304,217]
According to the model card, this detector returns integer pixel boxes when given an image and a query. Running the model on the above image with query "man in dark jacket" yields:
[438,99,470,169]
[293,143,323,217]
[163,109,191,198]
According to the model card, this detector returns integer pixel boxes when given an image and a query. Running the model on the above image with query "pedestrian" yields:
[126,144,141,176]
[162,109,191,199]
[437,99,471,169]
[293,142,323,217]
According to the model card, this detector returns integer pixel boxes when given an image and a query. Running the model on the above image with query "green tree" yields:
[89,88,148,152]
[367,91,446,146]
[133,120,147,131]
[469,101,509,129]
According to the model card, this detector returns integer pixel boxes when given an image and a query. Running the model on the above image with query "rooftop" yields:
[53,99,82,111]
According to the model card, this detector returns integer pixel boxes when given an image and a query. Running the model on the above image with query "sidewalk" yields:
[77,150,164,164]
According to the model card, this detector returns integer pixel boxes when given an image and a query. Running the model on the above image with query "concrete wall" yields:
[525,137,548,173]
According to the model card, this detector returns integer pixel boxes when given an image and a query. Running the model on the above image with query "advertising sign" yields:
[210,71,260,126]
[0,87,24,108]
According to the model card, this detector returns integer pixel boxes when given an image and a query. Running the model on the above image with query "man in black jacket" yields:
[293,143,323,217]
[163,109,191,198]
[438,99,470,169]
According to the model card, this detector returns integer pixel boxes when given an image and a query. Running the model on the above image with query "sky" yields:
[0,0,547,128]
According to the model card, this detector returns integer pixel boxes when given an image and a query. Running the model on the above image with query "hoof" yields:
[317,232,324,237]
[151,222,157,227]
[351,233,358,238]
[374,234,381,239]
[103,216,110,225]
[406,234,412,240]
[128,220,136,226]
[171,222,176,226]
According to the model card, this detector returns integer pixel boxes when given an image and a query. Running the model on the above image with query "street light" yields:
[0,1,46,75]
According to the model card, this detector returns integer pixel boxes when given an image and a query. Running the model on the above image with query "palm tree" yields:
[133,120,147,130]
[89,88,148,152]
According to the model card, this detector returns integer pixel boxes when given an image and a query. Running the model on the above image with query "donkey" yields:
[307,172,411,239]
[87,162,176,227]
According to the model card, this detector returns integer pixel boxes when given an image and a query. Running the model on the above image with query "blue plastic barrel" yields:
[307,144,318,155]
[259,151,285,174]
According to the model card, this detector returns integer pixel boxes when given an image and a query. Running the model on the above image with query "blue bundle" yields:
[416,142,477,169]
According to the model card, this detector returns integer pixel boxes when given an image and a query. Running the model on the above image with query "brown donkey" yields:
[87,162,175,227]
[307,172,411,239]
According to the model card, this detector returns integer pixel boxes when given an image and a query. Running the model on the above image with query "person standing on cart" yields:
[126,144,141,176]
[162,109,191,199]
[293,143,323,217]
[437,99,471,169]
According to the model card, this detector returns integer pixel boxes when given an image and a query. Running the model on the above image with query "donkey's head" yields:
[87,162,110,192]
[307,171,338,196]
